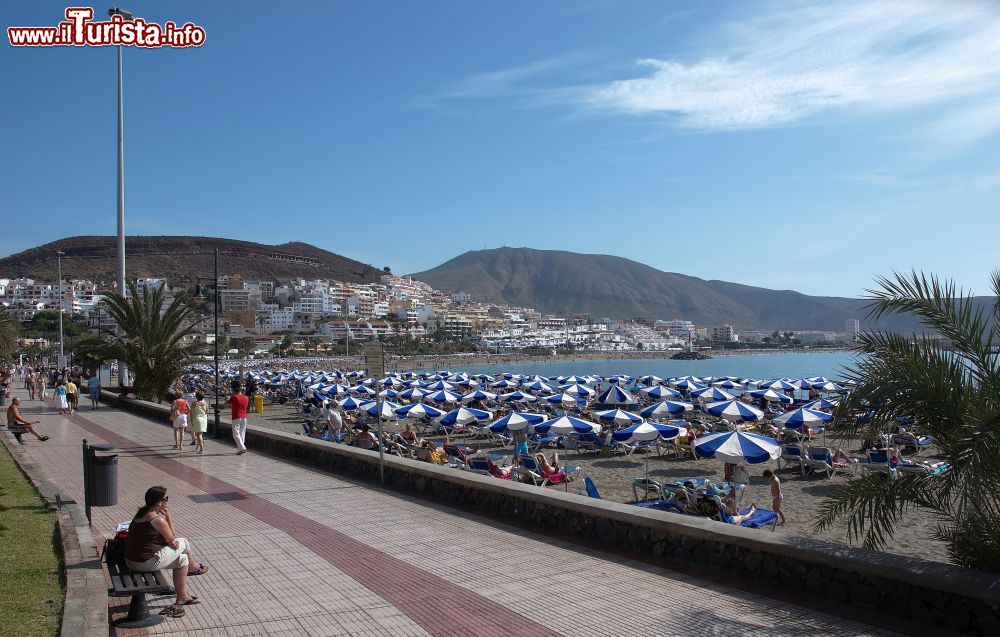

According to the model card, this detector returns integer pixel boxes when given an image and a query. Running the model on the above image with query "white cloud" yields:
[585,0,1000,134]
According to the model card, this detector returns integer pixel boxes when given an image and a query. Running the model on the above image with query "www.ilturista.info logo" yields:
[8,7,206,48]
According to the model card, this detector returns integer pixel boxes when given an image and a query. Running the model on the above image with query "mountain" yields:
[0,236,383,286]
[410,247,941,332]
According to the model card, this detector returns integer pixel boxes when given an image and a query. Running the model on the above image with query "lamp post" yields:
[108,6,132,296]
[56,250,65,366]
[193,247,222,438]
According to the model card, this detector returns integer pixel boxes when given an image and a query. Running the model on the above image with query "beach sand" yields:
[251,402,949,564]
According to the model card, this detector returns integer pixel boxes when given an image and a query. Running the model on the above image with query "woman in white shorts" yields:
[124,485,208,609]
[169,390,190,452]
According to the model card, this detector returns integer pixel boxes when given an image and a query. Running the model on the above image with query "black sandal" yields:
[160,605,186,618]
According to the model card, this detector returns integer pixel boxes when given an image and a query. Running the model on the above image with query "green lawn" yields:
[0,443,64,637]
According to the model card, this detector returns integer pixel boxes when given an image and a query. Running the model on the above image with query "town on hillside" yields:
[1,273,861,359]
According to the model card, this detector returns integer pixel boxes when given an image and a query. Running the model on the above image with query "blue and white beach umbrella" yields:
[545,392,587,408]
[399,387,431,400]
[560,384,596,397]
[758,379,797,391]
[501,391,540,404]
[352,385,376,397]
[611,421,683,443]
[489,412,546,433]
[704,400,765,422]
[639,400,694,419]
[559,375,593,385]
[524,380,555,393]
[638,375,664,386]
[424,389,462,404]
[596,385,637,405]
[748,388,794,404]
[360,400,401,420]
[595,408,644,426]
[425,380,456,391]
[439,407,493,426]
[534,415,602,436]
[694,431,780,464]
[394,403,444,420]
[711,379,744,390]
[691,387,735,402]
[803,398,839,411]
[640,385,682,400]
[461,389,497,404]
[672,379,707,391]
[773,407,834,429]
[491,379,519,389]
[338,396,367,410]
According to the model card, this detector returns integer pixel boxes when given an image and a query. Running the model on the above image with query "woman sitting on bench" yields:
[124,486,208,608]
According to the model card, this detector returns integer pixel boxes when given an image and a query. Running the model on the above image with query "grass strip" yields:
[0,443,64,637]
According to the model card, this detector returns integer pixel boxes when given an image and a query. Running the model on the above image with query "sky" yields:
[2,0,999,298]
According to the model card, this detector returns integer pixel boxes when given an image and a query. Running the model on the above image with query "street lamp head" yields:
[108,7,134,20]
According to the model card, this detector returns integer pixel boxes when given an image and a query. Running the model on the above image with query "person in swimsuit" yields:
[762,469,785,525]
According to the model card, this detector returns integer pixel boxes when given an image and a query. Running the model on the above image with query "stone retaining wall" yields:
[108,393,1000,635]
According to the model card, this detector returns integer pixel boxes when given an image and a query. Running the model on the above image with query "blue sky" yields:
[3,0,999,298]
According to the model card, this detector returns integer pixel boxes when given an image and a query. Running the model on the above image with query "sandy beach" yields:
[249,400,949,564]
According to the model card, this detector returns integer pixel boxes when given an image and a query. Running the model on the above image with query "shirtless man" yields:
[6,398,49,442]
[762,469,785,525]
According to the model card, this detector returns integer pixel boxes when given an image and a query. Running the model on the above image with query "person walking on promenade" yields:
[25,370,36,401]
[183,385,198,447]
[190,391,208,454]
[762,469,786,525]
[7,398,49,441]
[34,372,46,400]
[226,383,249,455]
[169,390,190,452]
[124,486,208,612]
[54,381,69,415]
[87,372,101,410]
[65,377,78,414]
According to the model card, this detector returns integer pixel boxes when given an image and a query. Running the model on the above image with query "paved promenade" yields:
[10,388,900,636]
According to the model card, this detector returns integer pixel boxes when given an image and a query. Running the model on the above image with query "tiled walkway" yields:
[11,389,898,636]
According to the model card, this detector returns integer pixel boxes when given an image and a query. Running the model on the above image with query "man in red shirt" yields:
[225,383,249,455]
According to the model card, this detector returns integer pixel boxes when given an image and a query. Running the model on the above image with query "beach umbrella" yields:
[611,421,683,443]
[378,389,400,399]
[815,381,844,393]
[424,389,462,404]
[691,387,735,402]
[490,379,519,389]
[352,385,376,397]
[559,384,596,397]
[399,387,431,400]
[758,379,797,391]
[474,374,495,382]
[425,380,456,391]
[524,380,555,393]
[802,398,839,411]
[596,385,637,406]
[748,388,794,404]
[559,375,593,385]
[545,392,587,408]
[534,415,602,436]
[704,400,765,422]
[323,384,351,397]
[338,396,367,410]
[455,378,480,388]
[773,407,834,429]
[395,403,444,420]
[671,379,706,391]
[439,407,493,426]
[605,375,632,385]
[489,412,545,433]
[595,408,644,426]
[501,391,540,404]
[693,431,780,464]
[379,376,403,388]
[640,385,681,400]
[461,389,497,404]
[360,400,401,420]
[638,375,664,386]
[711,379,744,390]
[639,400,694,419]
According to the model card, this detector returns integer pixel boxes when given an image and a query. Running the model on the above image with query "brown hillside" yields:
[0,236,382,286]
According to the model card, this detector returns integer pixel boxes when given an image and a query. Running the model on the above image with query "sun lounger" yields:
[710,496,779,531]
[803,446,855,479]
[632,499,687,515]
[632,477,662,503]
[530,434,560,452]
[859,451,900,480]
[571,432,601,455]
[584,476,602,499]
[891,432,934,454]
[778,444,806,475]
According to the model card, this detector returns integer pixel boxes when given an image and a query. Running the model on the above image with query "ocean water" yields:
[441,351,859,382]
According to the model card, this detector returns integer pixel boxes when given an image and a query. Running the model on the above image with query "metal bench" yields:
[6,423,28,444]
[103,539,174,628]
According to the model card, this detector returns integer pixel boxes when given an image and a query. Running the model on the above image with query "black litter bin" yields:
[90,454,118,507]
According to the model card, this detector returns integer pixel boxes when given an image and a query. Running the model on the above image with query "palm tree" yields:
[815,271,1000,572]
[76,282,204,402]
[0,306,20,359]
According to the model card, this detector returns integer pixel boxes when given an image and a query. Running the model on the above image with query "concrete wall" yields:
[106,392,1000,635]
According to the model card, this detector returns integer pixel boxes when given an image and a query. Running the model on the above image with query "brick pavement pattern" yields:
[11,389,897,637]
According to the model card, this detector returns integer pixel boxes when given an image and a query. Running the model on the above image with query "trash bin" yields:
[90,454,118,507]
[254,394,264,414]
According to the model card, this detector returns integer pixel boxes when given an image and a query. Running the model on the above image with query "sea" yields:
[445,351,858,382]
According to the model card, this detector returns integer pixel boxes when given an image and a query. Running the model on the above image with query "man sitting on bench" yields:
[7,398,48,441]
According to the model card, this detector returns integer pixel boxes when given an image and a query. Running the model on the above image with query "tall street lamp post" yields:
[57,250,65,366]
[108,6,132,296]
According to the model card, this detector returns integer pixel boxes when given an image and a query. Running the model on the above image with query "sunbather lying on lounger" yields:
[534,452,562,476]
[728,504,757,525]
